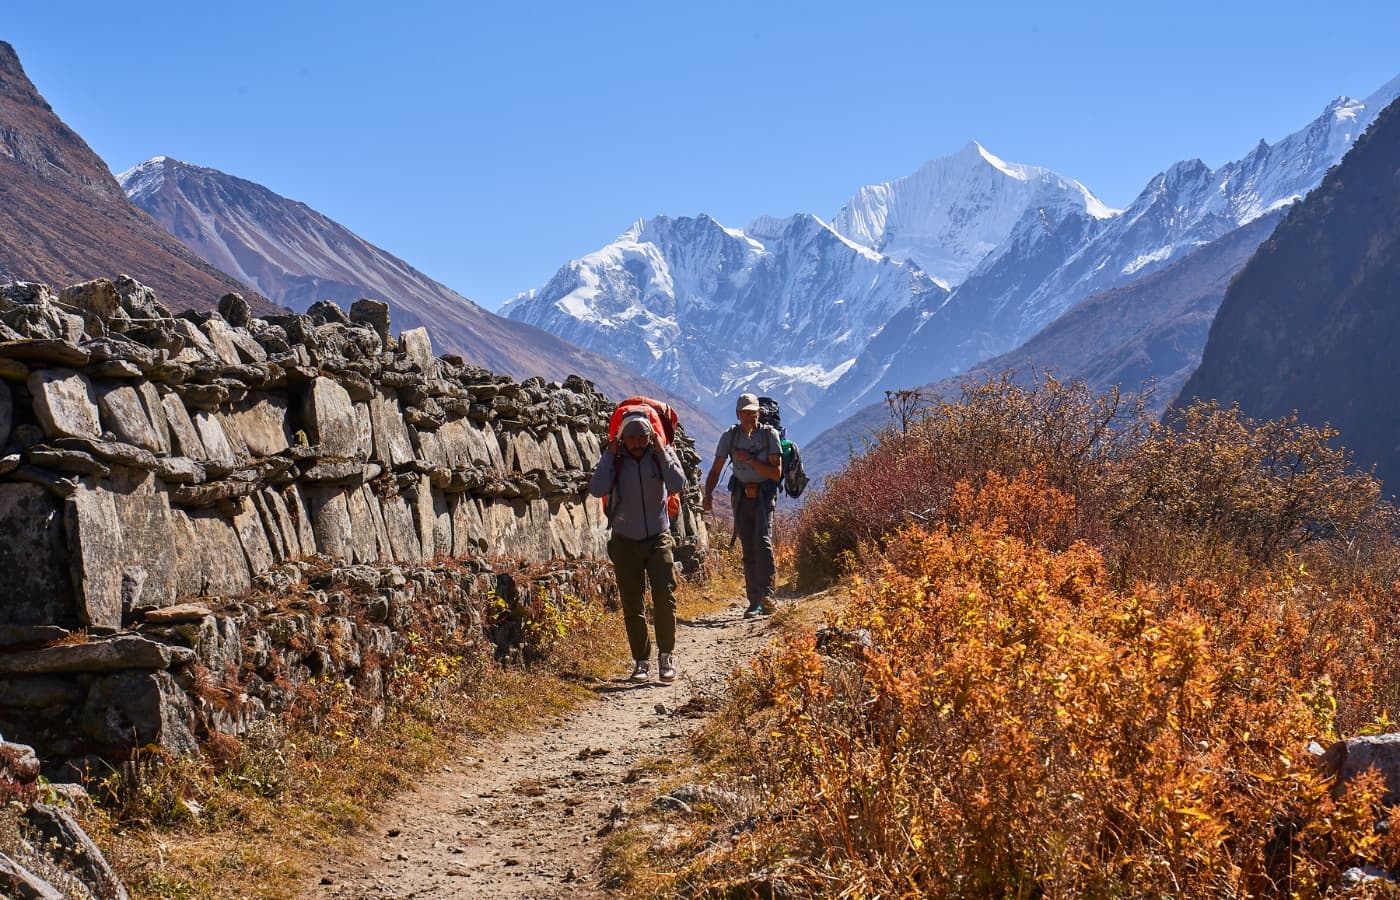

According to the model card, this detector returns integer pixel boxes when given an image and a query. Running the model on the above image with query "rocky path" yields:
[302,601,772,899]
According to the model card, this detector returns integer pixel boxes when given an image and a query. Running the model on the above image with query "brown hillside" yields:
[0,41,275,315]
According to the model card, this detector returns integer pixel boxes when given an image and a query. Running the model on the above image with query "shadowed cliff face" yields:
[1176,96,1400,489]
[0,42,275,315]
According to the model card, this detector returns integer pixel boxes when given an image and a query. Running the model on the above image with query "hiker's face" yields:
[623,430,651,457]
[737,409,759,430]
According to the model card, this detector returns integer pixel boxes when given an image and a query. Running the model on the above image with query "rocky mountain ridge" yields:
[117,155,722,444]
[503,212,945,434]
[829,140,1117,287]
[820,72,1400,420]
[504,71,1400,442]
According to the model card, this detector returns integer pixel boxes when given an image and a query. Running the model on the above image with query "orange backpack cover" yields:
[605,396,682,519]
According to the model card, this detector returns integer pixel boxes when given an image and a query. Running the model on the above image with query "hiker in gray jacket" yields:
[588,411,687,684]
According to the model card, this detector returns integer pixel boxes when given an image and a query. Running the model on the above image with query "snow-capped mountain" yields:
[830,141,1116,287]
[120,156,721,435]
[823,72,1400,417]
[502,213,945,434]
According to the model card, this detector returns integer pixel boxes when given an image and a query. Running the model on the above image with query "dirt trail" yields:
[302,601,773,899]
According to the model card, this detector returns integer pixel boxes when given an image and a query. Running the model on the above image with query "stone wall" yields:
[0,277,708,772]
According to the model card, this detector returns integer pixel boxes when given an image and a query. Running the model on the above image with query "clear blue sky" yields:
[6,2,1398,310]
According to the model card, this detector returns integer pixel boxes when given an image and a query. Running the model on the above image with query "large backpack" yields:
[756,396,810,499]
[605,396,682,519]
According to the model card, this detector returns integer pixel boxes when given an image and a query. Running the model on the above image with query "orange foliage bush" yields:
[794,375,1139,590]
[694,377,1400,897]
[749,512,1400,896]
[796,376,1396,593]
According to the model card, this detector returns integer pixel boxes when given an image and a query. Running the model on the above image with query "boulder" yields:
[80,670,197,757]
[170,318,220,364]
[160,392,206,458]
[23,803,131,900]
[1324,733,1400,805]
[0,380,10,448]
[232,500,276,575]
[281,485,317,555]
[202,316,267,366]
[96,383,167,453]
[28,368,101,439]
[299,377,361,458]
[349,299,391,348]
[222,393,293,458]
[304,486,354,559]
[179,511,253,598]
[0,634,178,674]
[401,327,436,374]
[0,484,75,627]
[0,852,65,900]
[217,293,251,328]
[191,410,240,469]
[369,387,415,467]
[59,278,127,336]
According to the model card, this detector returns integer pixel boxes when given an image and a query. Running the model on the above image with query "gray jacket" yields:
[588,445,687,541]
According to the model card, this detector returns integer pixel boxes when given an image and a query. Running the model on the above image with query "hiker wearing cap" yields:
[702,393,783,617]
[588,410,687,683]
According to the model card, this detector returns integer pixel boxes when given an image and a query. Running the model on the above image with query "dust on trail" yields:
[301,601,773,899]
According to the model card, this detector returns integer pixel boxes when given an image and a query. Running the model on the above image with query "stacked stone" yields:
[0,276,707,774]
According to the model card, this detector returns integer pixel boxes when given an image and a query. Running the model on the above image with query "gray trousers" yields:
[606,532,677,661]
[734,491,776,606]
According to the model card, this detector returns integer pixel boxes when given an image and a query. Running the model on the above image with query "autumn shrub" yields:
[794,374,1141,589]
[1110,401,1396,585]
[720,515,1400,897]
[796,377,1398,593]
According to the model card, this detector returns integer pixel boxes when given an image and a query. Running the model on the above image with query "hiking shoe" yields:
[743,602,765,619]
[658,652,676,682]
[629,659,651,683]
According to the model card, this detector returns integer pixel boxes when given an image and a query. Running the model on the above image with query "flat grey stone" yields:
[167,479,259,508]
[97,382,166,452]
[369,387,415,466]
[27,448,110,477]
[153,456,205,484]
[0,850,65,900]
[0,624,72,649]
[0,338,90,366]
[192,410,240,468]
[301,460,366,483]
[223,393,292,458]
[81,670,197,757]
[300,376,360,458]
[28,368,101,439]
[160,392,205,458]
[0,634,174,674]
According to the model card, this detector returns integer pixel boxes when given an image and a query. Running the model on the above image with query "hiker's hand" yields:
[733,449,751,463]
[702,494,713,512]
[607,437,620,455]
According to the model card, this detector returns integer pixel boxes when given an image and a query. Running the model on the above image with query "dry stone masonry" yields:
[0,276,708,776]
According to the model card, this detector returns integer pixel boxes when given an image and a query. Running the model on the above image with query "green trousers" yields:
[606,532,677,661]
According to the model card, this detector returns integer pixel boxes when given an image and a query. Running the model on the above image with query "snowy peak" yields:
[503,211,946,434]
[830,141,1115,287]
